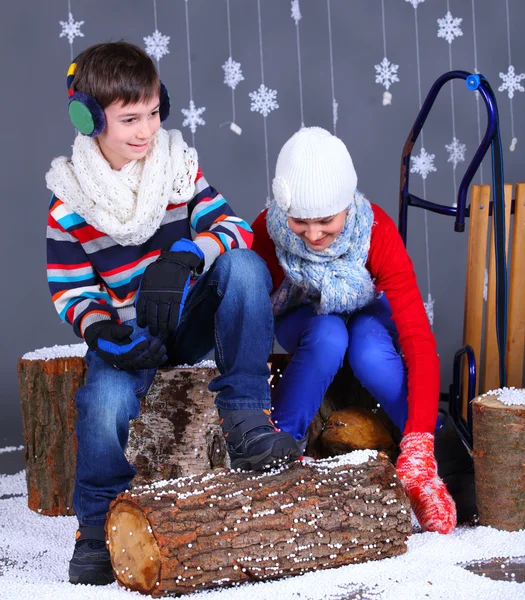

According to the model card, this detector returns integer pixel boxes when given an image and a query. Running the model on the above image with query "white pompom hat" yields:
[272,127,357,219]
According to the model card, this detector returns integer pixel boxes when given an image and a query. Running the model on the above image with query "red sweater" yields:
[251,203,439,435]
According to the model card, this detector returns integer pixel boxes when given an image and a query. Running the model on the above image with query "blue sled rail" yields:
[398,71,507,448]
[399,70,498,241]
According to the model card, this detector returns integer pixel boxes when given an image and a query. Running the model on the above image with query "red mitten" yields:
[396,432,456,534]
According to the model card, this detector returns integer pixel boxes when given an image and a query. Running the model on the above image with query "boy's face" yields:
[287,209,347,251]
[97,96,161,170]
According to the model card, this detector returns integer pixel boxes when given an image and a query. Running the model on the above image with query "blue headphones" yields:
[66,62,171,137]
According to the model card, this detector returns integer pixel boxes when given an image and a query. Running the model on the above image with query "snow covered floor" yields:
[1,467,524,600]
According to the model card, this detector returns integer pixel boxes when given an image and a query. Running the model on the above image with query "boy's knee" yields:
[214,249,272,294]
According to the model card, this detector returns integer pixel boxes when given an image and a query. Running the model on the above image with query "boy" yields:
[46,42,300,586]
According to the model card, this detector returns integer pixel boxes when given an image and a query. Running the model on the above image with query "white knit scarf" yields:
[45,128,198,246]
[266,190,376,316]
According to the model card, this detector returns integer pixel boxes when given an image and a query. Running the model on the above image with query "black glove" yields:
[136,238,204,336]
[84,321,167,370]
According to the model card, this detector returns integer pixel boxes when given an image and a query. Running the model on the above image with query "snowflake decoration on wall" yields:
[181,100,206,133]
[424,293,435,327]
[59,13,84,44]
[498,65,525,99]
[405,0,425,8]
[144,30,170,62]
[445,137,466,169]
[410,148,437,180]
[222,57,244,90]
[375,57,400,90]
[291,0,302,23]
[437,11,463,44]
[249,84,279,117]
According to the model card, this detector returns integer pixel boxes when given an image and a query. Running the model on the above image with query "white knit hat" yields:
[272,127,357,219]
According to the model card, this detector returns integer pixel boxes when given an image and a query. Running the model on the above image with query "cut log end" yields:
[107,501,162,594]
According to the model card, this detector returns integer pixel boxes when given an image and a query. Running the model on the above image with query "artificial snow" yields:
[0,445,24,455]
[21,343,217,371]
[22,343,87,361]
[482,386,525,407]
[1,462,525,599]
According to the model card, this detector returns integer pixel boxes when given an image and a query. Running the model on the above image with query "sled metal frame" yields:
[397,70,518,450]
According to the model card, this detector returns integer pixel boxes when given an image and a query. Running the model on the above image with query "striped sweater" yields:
[47,168,253,338]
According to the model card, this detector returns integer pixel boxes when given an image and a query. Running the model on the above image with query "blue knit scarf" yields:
[266,190,376,316]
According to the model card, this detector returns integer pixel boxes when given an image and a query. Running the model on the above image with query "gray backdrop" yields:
[1,0,524,446]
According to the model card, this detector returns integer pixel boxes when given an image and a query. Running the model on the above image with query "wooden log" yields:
[125,364,228,487]
[17,350,86,516]
[472,392,525,531]
[320,407,397,461]
[106,451,411,596]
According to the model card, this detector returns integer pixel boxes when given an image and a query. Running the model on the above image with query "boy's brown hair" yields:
[71,42,161,108]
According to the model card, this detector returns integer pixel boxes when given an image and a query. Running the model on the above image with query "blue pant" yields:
[73,250,274,526]
[272,294,408,440]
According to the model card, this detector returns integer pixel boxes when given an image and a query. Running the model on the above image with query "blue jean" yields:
[73,249,274,526]
[272,294,408,440]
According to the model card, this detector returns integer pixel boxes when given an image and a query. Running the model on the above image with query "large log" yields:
[472,391,525,531]
[107,451,411,596]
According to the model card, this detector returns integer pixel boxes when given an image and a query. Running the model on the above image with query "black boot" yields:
[219,408,302,471]
[69,525,114,586]
[434,409,478,524]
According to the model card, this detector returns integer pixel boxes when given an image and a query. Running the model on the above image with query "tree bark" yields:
[125,365,228,487]
[472,392,525,531]
[107,452,410,597]
[17,356,85,516]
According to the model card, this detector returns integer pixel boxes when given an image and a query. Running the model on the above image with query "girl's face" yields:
[97,96,161,170]
[287,209,347,251]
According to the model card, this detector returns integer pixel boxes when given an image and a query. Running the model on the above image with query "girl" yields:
[252,127,456,534]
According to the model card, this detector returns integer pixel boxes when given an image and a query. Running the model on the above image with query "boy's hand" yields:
[136,239,204,336]
[84,321,167,370]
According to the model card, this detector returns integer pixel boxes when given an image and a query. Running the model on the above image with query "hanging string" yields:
[501,0,522,151]
[291,1,305,128]
[59,0,84,62]
[409,0,435,327]
[441,1,466,206]
[143,0,170,73]
[248,0,279,204]
[181,0,206,145]
[375,0,399,106]
[470,0,484,183]
[326,0,338,135]
[221,0,244,134]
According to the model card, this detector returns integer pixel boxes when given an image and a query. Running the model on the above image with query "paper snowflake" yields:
[222,57,244,90]
[410,148,437,180]
[498,65,525,99]
[375,57,400,90]
[144,30,170,62]
[445,137,466,169]
[249,84,279,117]
[437,11,463,44]
[405,0,425,8]
[181,100,206,133]
[59,12,84,44]
[424,293,435,327]
[291,0,302,23]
